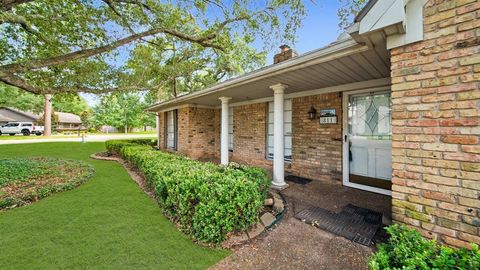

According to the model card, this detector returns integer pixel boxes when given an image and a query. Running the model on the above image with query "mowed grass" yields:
[0,142,229,269]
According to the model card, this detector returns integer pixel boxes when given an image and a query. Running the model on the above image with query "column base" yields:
[271,182,289,191]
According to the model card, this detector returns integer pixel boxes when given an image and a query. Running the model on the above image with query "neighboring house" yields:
[148,0,479,248]
[99,125,118,133]
[0,107,40,125]
[54,112,84,132]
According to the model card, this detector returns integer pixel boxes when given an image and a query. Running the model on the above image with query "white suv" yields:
[0,122,44,136]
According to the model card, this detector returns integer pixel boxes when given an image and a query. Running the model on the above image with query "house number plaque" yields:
[319,109,337,124]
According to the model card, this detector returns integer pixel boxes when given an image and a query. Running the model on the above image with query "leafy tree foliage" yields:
[0,84,89,115]
[92,91,153,132]
[0,84,43,113]
[337,0,368,29]
[0,0,306,96]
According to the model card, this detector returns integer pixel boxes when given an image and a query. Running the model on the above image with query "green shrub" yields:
[105,139,157,154]
[105,140,270,243]
[369,224,480,270]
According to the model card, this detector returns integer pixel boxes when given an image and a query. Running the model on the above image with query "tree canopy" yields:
[0,0,306,97]
[92,91,154,132]
[338,0,368,29]
[0,84,89,115]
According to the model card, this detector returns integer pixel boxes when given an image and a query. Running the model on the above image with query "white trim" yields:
[386,0,427,49]
[155,104,216,113]
[342,88,392,196]
[359,0,404,35]
[344,182,392,196]
[147,39,368,112]
[227,78,391,108]
[155,112,160,149]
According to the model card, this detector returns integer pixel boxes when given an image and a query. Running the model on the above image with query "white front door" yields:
[343,91,392,195]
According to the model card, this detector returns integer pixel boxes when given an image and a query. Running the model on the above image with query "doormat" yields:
[285,175,312,185]
[295,204,383,246]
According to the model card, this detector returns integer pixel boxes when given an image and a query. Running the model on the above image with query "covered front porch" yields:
[149,30,393,196]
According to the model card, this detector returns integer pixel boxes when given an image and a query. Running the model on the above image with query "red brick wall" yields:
[231,103,271,167]
[390,0,480,248]
[157,106,218,159]
[229,94,343,182]
[176,107,218,159]
[290,93,343,181]
[185,107,218,159]
[177,107,189,154]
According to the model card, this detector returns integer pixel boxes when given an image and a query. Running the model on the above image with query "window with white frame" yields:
[228,107,233,151]
[267,99,292,161]
[165,110,177,149]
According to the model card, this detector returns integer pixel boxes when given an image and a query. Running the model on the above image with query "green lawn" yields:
[0,134,79,140]
[0,142,229,269]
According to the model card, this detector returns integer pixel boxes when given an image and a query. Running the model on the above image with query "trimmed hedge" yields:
[104,138,157,153]
[106,139,270,243]
[369,224,480,270]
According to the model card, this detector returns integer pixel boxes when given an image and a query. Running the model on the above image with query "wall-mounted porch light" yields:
[308,106,317,120]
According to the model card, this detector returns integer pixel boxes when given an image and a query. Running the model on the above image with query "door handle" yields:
[344,135,347,142]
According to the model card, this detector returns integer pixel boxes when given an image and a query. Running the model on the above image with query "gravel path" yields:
[211,213,372,270]
[211,180,391,270]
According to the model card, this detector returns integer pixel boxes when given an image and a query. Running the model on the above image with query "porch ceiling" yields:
[148,36,391,112]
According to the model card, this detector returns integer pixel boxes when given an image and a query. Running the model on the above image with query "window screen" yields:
[228,107,233,151]
[267,99,292,161]
[165,110,177,149]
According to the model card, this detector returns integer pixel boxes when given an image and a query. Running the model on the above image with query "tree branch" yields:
[0,13,47,41]
[0,71,141,94]
[0,0,35,11]
[0,27,223,74]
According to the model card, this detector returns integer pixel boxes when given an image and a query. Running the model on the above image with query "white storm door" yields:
[343,91,392,195]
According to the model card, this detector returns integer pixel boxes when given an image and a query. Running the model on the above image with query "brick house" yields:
[148,0,480,248]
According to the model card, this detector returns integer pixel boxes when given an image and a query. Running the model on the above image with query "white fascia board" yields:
[359,0,405,35]
[358,0,427,49]
[146,38,363,112]
[225,77,391,108]
[387,0,427,49]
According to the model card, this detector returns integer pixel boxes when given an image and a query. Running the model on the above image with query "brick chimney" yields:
[273,45,298,64]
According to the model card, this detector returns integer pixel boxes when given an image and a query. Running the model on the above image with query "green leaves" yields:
[106,139,271,243]
[369,224,480,270]
[92,91,154,131]
[1,0,306,95]
[0,157,95,209]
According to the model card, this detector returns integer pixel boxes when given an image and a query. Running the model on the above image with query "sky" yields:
[82,1,346,107]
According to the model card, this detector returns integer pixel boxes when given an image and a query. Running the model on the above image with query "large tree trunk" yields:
[43,94,52,136]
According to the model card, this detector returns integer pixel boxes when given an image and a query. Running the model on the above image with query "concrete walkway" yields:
[211,180,391,270]
[0,134,156,145]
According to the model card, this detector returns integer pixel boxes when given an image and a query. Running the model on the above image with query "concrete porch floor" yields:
[211,179,391,270]
[282,179,392,222]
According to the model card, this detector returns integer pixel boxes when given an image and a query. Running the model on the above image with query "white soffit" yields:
[358,0,427,49]
[359,0,405,35]
[387,0,427,49]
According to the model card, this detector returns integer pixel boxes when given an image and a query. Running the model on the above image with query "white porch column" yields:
[270,83,288,188]
[219,97,232,165]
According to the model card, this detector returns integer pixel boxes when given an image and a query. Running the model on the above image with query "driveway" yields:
[0,134,156,145]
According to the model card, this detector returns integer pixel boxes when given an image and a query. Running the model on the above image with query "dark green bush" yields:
[105,139,157,154]
[369,224,480,270]
[106,140,270,243]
